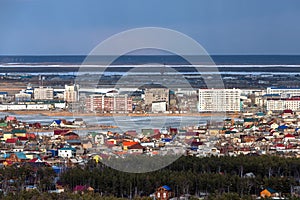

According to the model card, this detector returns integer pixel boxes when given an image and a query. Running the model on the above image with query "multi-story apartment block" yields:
[266,97,300,111]
[267,87,300,98]
[144,88,170,106]
[64,84,79,103]
[34,86,54,100]
[198,88,241,112]
[85,94,132,113]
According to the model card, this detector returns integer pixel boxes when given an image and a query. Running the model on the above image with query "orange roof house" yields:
[260,187,278,198]
[122,141,139,151]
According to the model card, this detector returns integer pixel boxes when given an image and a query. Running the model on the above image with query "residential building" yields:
[34,86,54,100]
[64,84,79,102]
[58,147,75,158]
[267,87,300,97]
[144,88,169,107]
[155,185,172,200]
[85,94,132,113]
[198,88,241,112]
[15,92,31,102]
[266,97,300,111]
[0,92,8,102]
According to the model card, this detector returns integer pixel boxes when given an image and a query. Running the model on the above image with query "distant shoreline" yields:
[4,110,232,118]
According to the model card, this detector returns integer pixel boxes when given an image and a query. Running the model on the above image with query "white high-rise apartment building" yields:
[64,84,79,102]
[198,88,241,112]
[266,97,300,111]
[267,87,300,97]
[34,86,54,100]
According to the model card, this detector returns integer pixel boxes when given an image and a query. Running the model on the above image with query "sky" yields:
[0,0,300,55]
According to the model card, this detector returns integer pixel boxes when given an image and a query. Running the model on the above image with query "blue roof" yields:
[59,147,76,151]
[278,125,288,129]
[15,152,27,159]
[53,120,61,124]
[162,185,171,191]
[266,187,276,194]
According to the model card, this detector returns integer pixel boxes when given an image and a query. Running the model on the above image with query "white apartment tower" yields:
[198,88,241,112]
[266,87,300,97]
[64,84,79,103]
[34,86,54,100]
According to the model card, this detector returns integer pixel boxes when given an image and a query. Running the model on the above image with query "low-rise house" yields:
[122,141,138,151]
[49,120,62,128]
[61,132,79,140]
[155,185,172,200]
[275,143,285,151]
[73,185,94,194]
[260,187,279,198]
[128,143,144,154]
[284,133,296,142]
[73,118,85,126]
[58,147,76,158]
[5,138,19,146]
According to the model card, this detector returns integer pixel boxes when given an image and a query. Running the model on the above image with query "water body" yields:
[0,112,222,135]
[1,55,300,76]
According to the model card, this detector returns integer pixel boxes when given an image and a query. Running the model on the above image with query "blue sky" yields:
[0,0,300,55]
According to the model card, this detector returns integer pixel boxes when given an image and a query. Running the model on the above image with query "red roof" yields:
[169,128,178,133]
[276,143,285,148]
[26,133,36,139]
[153,129,160,134]
[285,133,295,138]
[128,143,144,150]
[54,129,70,135]
[123,141,138,147]
[151,133,162,140]
[6,138,18,143]
[6,116,16,121]
[17,136,28,141]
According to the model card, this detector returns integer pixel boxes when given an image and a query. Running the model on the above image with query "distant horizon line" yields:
[0,54,300,57]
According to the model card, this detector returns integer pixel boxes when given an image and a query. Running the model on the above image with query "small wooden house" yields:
[155,185,172,200]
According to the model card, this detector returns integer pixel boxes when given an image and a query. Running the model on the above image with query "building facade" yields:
[34,87,54,100]
[267,87,300,98]
[266,97,300,111]
[85,94,132,113]
[64,84,79,102]
[15,92,31,102]
[151,101,167,113]
[144,88,169,107]
[198,88,241,112]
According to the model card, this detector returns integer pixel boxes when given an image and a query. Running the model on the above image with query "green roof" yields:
[12,129,26,134]
[142,129,154,136]
[244,118,258,122]
[0,122,7,127]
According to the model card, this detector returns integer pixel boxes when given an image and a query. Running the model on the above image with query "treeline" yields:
[59,155,300,198]
[0,155,300,199]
